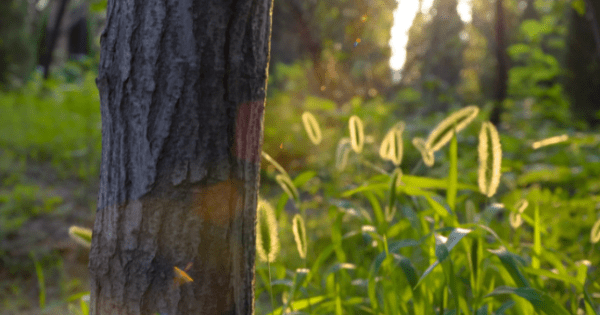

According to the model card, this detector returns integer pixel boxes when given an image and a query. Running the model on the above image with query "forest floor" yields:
[0,153,97,314]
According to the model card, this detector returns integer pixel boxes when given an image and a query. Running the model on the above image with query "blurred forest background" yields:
[1,0,600,314]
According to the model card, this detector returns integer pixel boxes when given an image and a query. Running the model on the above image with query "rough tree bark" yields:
[89,0,273,314]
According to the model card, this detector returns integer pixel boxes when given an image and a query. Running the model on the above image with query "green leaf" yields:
[268,295,327,315]
[532,201,541,269]
[90,0,108,13]
[488,247,530,288]
[447,130,458,211]
[364,191,385,230]
[275,174,300,204]
[522,267,582,290]
[415,228,471,288]
[393,253,419,288]
[495,300,515,314]
[572,0,586,15]
[485,286,570,315]
[403,175,477,191]
[293,170,317,188]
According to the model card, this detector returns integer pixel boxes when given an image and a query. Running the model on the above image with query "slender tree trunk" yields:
[89,0,273,314]
[490,0,507,126]
[40,0,70,78]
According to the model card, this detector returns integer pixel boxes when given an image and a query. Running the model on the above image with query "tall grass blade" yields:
[275,174,300,204]
[261,151,290,178]
[488,247,529,288]
[30,253,46,310]
[495,301,515,314]
[386,168,402,222]
[532,201,541,269]
[415,228,471,288]
[267,296,327,315]
[485,286,570,315]
[393,253,418,288]
[447,130,458,211]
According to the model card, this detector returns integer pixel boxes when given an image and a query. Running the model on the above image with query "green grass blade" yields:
[363,191,385,230]
[522,266,583,290]
[475,304,488,315]
[495,300,515,314]
[584,286,598,315]
[30,253,46,310]
[261,151,290,177]
[485,286,570,315]
[268,295,327,315]
[393,253,419,288]
[415,228,471,288]
[402,174,478,191]
[293,170,317,187]
[532,201,541,269]
[447,130,458,211]
[305,244,335,284]
[488,247,530,288]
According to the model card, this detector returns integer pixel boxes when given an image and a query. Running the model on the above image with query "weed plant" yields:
[256,106,600,315]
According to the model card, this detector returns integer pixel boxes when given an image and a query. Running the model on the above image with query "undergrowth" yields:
[254,107,600,315]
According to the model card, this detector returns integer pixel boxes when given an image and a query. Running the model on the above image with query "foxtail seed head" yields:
[477,121,502,197]
[335,137,352,171]
[591,218,600,244]
[380,122,405,166]
[532,134,569,149]
[256,198,280,262]
[292,214,307,259]
[301,111,322,145]
[412,137,434,167]
[349,115,365,154]
[68,226,92,248]
[426,106,479,152]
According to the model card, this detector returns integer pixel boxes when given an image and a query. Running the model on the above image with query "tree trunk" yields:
[490,0,507,126]
[89,0,273,314]
[41,0,70,79]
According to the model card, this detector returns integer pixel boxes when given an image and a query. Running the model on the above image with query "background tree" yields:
[470,0,519,103]
[400,0,465,113]
[270,0,396,103]
[565,0,600,127]
[88,0,273,313]
[490,0,508,125]
[400,0,428,87]
[0,0,37,89]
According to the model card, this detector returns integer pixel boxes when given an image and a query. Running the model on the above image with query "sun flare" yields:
[390,0,472,72]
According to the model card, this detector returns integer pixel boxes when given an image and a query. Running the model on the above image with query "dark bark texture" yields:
[89,0,273,314]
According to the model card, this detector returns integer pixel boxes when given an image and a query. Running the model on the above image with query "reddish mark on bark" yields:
[234,100,265,164]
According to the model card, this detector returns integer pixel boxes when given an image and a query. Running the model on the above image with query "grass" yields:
[255,107,600,314]
[0,68,599,314]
